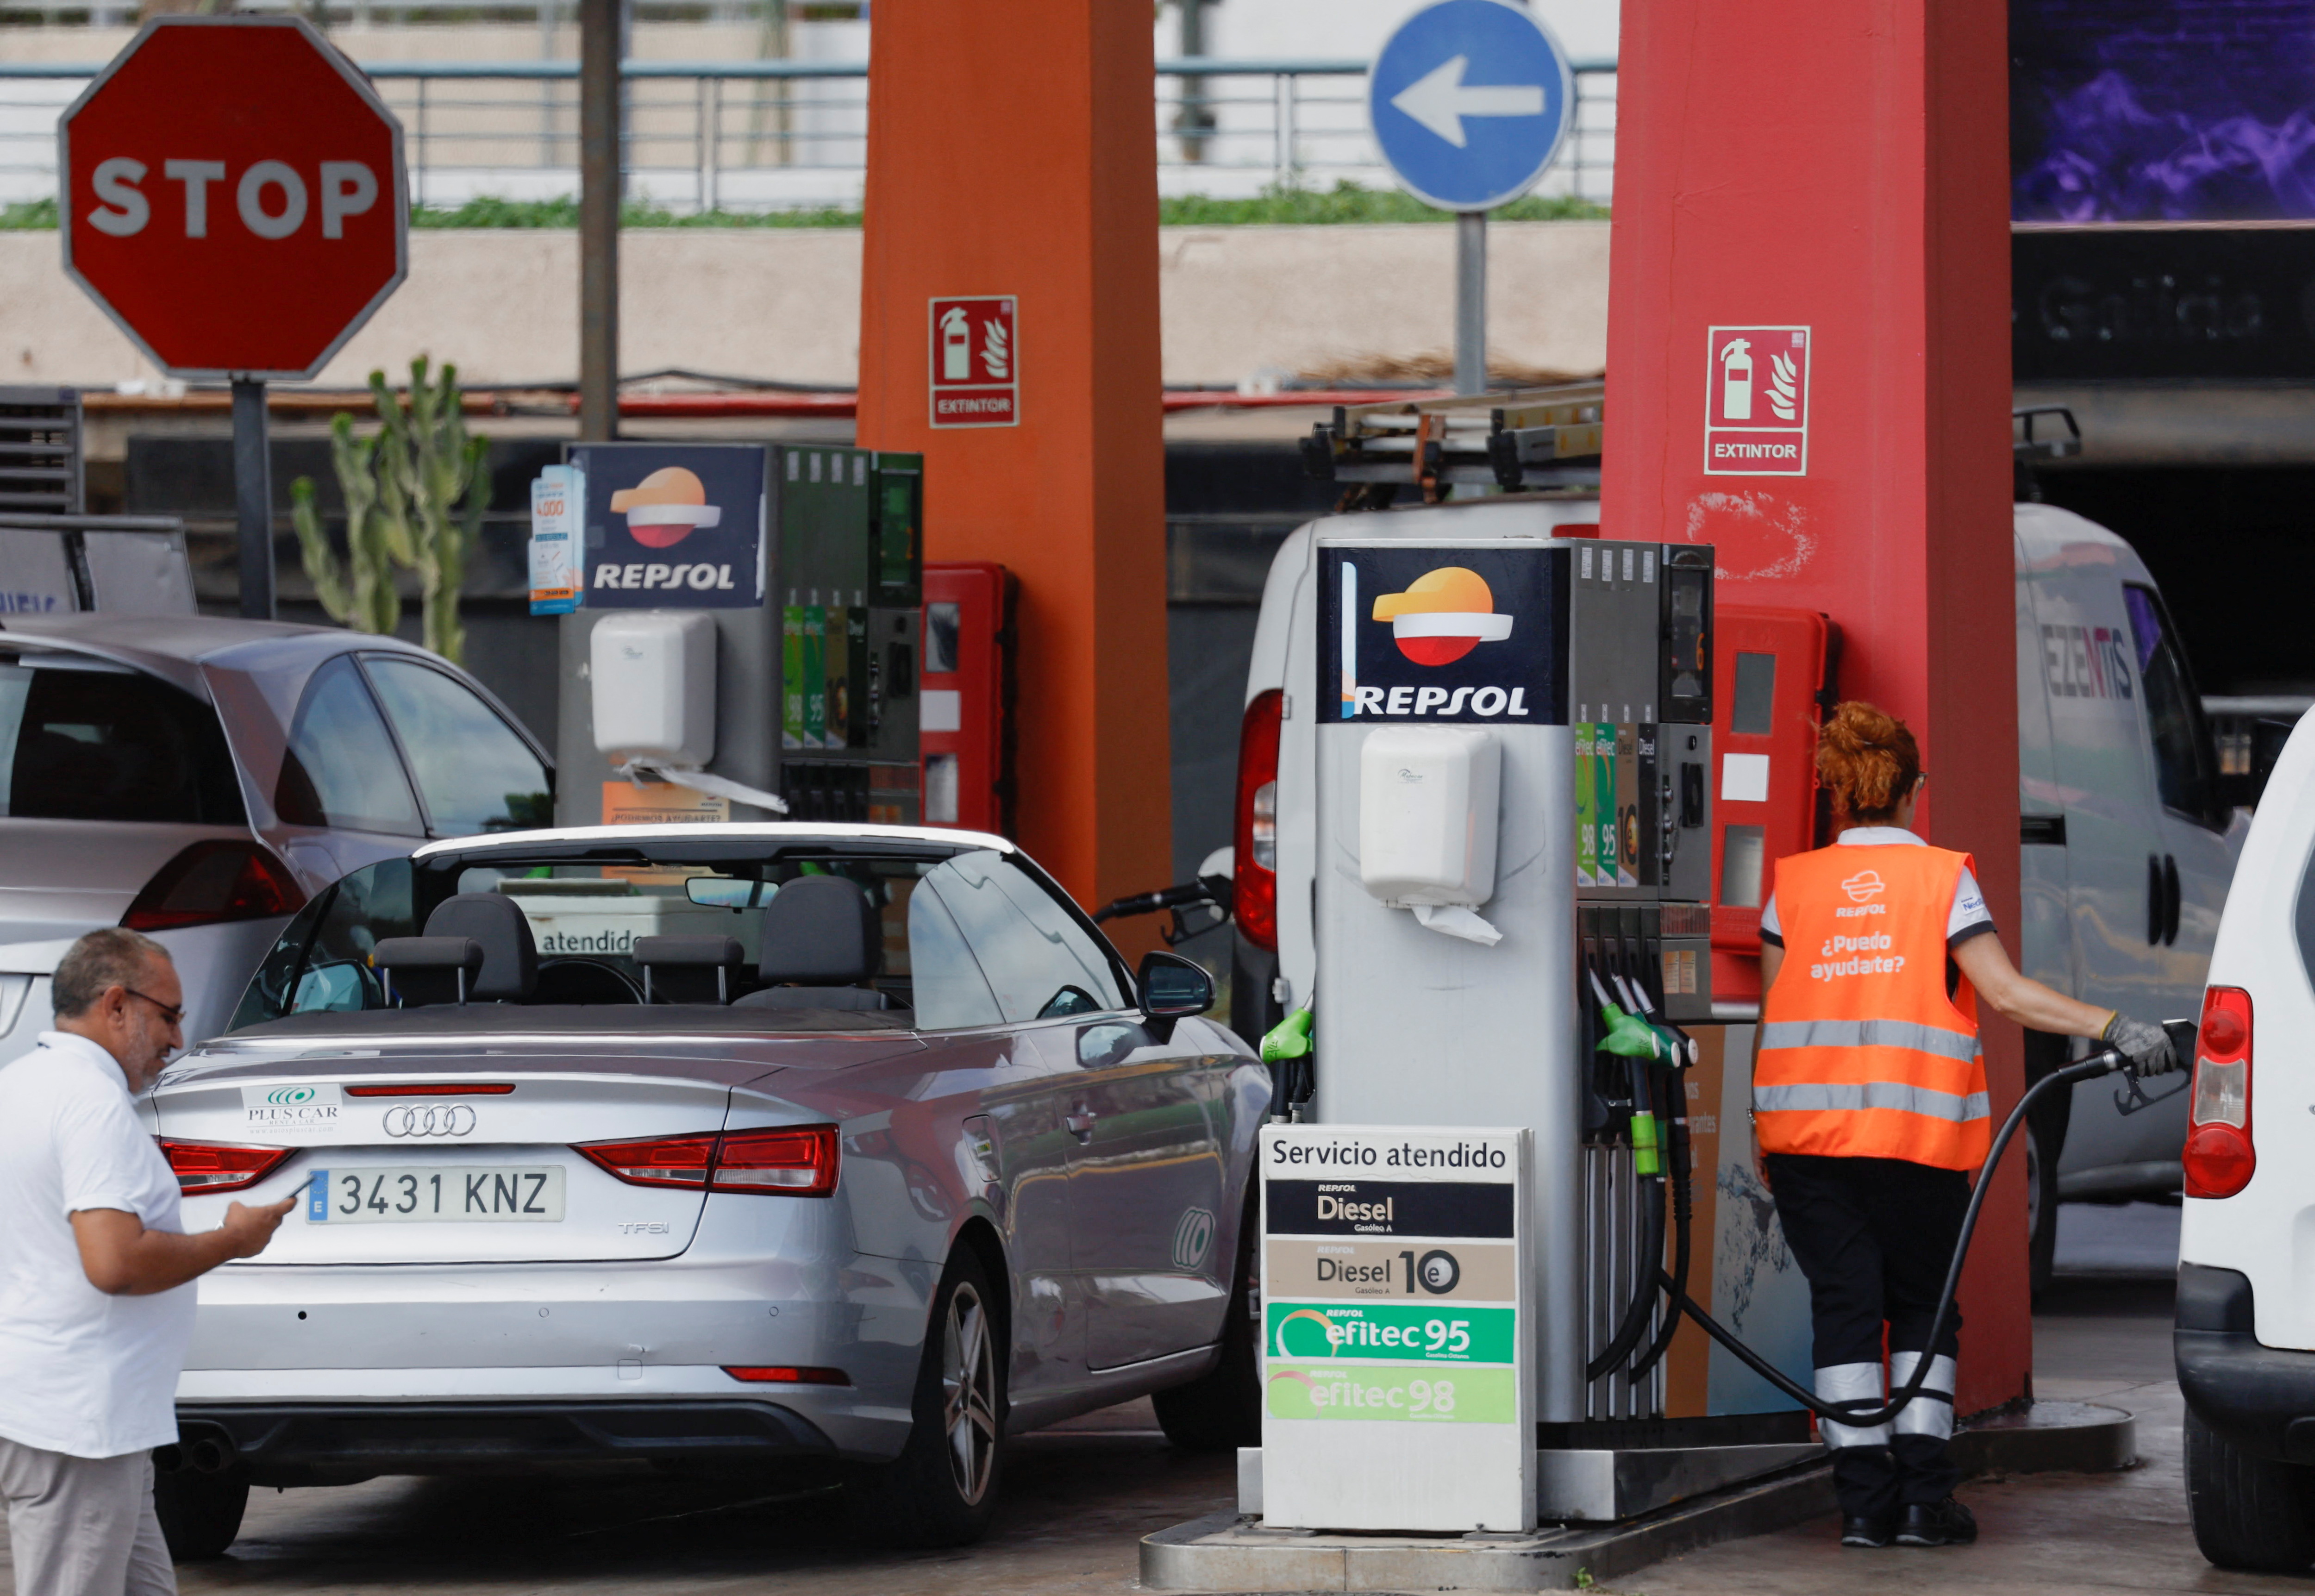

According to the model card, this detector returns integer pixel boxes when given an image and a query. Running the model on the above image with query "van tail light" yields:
[2185,986,2255,1199]
[158,1139,294,1194]
[123,841,306,932]
[576,1126,838,1197]
[1233,688,1283,951]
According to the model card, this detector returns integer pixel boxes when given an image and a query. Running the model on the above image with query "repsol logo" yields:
[593,563,738,592]
[1833,904,1886,919]
[1347,685,1530,718]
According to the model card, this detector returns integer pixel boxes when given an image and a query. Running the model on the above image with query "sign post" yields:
[59,17,409,619]
[1259,1123,1533,1532]
[1369,0,1574,397]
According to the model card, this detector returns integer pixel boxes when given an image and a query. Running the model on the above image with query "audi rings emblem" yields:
[383,1104,478,1138]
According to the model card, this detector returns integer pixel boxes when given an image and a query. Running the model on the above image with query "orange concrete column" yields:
[1602,0,2026,1411]
[855,0,1171,921]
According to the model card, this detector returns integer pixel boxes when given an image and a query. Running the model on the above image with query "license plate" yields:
[307,1167,565,1223]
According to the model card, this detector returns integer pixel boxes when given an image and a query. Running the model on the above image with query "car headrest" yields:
[421,893,538,1001]
[634,934,746,1004]
[759,875,881,987]
[633,935,745,968]
[371,936,484,1006]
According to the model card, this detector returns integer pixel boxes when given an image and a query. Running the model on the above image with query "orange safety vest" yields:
[1754,843,1990,1170]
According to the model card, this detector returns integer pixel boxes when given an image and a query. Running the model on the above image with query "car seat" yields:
[730,875,890,1011]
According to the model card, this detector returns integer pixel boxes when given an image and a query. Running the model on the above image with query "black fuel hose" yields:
[1629,1071,1694,1380]
[1654,1045,2130,1427]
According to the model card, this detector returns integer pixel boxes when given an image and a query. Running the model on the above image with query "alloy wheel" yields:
[940,1280,999,1505]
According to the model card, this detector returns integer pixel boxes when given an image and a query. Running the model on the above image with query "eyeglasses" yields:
[125,988,186,1027]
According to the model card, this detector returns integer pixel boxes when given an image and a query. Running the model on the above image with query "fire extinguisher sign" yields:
[1704,325,1809,476]
[928,295,1018,429]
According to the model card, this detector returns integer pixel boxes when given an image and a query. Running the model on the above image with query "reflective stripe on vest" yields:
[1755,841,1991,1170]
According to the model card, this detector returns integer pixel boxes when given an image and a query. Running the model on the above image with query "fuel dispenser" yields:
[919,560,1017,833]
[551,442,923,827]
[1305,521,1717,1436]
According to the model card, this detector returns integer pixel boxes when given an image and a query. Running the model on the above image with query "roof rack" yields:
[1300,380,1604,495]
[2013,405,2080,462]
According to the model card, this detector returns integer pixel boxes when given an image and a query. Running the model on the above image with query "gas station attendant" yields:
[1751,701,2177,1549]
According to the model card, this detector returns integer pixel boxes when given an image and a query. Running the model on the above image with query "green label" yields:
[1265,1363,1515,1424]
[1573,723,1596,887]
[803,603,828,747]
[781,605,805,750]
[1266,1302,1516,1364]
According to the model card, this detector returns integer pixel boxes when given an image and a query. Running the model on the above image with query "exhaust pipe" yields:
[187,1436,234,1473]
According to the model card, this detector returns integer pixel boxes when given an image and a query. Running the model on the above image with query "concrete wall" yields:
[0,220,1609,393]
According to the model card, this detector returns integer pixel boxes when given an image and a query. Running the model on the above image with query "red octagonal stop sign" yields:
[61,17,407,380]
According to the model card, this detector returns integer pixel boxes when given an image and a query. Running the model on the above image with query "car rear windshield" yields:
[0,655,245,825]
[230,841,1130,1033]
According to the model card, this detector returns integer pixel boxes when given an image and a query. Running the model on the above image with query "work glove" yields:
[2102,1012,2179,1079]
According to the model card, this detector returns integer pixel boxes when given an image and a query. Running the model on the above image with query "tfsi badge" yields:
[1317,544,1566,724]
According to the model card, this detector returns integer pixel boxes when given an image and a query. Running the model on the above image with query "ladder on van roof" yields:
[1298,380,1605,497]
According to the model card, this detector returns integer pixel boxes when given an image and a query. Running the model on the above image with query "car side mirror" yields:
[1138,951,1214,1020]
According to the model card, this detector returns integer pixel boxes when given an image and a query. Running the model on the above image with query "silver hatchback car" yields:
[149,823,1267,1554]
[0,615,554,1066]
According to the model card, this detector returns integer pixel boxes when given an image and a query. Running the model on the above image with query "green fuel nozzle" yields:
[1594,1001,1664,1061]
[1261,1004,1314,1065]
[1630,1109,1662,1177]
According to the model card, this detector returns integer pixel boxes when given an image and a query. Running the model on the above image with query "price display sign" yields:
[1259,1124,1532,1532]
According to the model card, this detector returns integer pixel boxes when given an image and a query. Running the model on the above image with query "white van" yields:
[1227,497,2241,1289]
[2171,712,2315,1571]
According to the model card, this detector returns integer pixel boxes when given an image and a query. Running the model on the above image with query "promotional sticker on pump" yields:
[1705,325,1810,476]
[565,442,767,610]
[1317,543,1566,725]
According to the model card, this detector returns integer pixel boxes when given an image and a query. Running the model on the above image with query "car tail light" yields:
[723,1365,850,1385]
[1233,688,1283,951]
[2185,985,2255,1199]
[123,841,306,933]
[576,1125,839,1197]
[710,1127,840,1195]
[158,1139,293,1194]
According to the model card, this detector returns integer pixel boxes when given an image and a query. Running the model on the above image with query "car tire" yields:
[2185,1405,2315,1571]
[846,1248,1007,1549]
[2026,1119,2059,1304]
[1153,1194,1261,1452]
[152,1465,250,1560]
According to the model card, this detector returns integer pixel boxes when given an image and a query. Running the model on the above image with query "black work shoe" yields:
[1895,1497,1978,1547]
[1840,1515,1894,1548]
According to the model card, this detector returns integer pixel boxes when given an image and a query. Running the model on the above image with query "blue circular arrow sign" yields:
[1369,0,1575,213]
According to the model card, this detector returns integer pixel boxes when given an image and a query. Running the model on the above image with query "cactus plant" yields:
[289,356,489,665]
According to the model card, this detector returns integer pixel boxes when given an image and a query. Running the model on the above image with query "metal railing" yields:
[0,56,1616,212]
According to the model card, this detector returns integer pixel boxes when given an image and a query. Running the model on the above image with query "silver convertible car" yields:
[145,823,1268,1553]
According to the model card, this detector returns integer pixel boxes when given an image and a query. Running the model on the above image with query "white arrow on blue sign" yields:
[1368,0,1575,213]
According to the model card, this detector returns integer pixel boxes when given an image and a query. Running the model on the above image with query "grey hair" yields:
[52,927,171,1019]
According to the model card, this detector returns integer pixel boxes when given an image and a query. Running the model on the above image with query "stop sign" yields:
[60,18,407,381]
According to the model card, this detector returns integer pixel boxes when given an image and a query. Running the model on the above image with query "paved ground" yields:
[0,1202,2243,1595]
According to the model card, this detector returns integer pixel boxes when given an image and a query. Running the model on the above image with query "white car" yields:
[2174,711,2315,1571]
[0,615,553,1063]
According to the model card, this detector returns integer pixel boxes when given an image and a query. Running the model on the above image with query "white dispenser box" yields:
[591,610,717,767]
[1358,725,1501,907]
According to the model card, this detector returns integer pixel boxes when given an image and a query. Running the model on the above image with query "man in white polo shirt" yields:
[0,928,294,1595]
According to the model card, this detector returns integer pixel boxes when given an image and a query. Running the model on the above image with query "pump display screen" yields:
[1317,543,1566,725]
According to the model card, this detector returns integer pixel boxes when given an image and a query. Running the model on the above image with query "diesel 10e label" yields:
[1266,1179,1514,1239]
[1265,1238,1517,1300]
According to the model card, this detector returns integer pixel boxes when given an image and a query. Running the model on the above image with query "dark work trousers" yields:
[1765,1151,1971,1520]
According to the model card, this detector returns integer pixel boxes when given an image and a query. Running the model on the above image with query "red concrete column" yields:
[1602,1,2026,1410]
[855,1,1172,920]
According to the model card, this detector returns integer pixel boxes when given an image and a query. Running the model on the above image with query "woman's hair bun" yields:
[1815,701,1921,822]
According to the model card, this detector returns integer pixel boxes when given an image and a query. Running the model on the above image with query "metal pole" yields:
[1455,209,1487,396]
[232,378,274,621]
[578,0,620,440]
